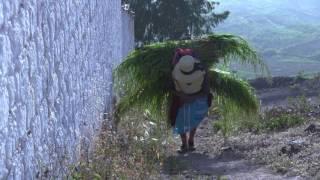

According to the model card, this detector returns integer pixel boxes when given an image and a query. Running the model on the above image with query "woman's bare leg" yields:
[189,128,197,146]
[177,133,188,153]
[180,133,187,146]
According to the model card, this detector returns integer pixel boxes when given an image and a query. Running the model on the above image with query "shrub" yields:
[263,114,304,131]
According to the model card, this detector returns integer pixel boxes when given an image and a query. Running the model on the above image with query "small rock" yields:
[281,140,306,157]
[202,150,209,155]
[276,166,288,174]
[185,174,191,178]
[221,146,232,152]
[281,146,288,154]
[289,142,303,153]
[304,123,320,133]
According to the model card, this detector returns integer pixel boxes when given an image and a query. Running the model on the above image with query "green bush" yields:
[263,114,304,131]
[213,104,307,135]
[212,97,260,137]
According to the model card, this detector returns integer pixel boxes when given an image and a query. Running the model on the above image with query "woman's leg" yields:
[188,128,197,150]
[178,133,188,153]
[180,133,187,146]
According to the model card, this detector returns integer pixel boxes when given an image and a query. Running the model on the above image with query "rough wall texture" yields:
[121,9,135,60]
[0,1,134,179]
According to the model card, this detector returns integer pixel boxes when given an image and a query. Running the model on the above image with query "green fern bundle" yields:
[114,34,267,123]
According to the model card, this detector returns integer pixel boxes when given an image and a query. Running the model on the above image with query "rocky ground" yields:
[161,76,320,180]
[251,76,320,107]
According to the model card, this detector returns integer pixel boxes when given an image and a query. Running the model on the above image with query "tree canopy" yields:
[122,0,229,43]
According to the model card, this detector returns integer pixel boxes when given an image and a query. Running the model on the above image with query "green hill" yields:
[215,0,320,77]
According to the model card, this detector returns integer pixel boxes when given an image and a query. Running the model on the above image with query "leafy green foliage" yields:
[209,69,260,137]
[114,34,267,123]
[212,95,259,137]
[264,114,304,131]
[208,69,258,112]
[212,105,305,136]
[121,0,229,43]
[213,96,312,135]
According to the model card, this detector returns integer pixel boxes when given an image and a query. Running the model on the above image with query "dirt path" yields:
[161,118,304,180]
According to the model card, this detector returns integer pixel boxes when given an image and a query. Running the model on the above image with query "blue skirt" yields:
[174,97,209,134]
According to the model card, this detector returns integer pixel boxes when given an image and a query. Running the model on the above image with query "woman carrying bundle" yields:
[169,48,213,154]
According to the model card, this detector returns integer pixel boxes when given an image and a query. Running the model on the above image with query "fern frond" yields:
[208,69,259,113]
[114,34,265,121]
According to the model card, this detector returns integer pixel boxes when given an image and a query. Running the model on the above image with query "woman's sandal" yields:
[177,144,188,154]
[188,142,196,151]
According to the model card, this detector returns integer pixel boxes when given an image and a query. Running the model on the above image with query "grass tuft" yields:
[69,110,170,179]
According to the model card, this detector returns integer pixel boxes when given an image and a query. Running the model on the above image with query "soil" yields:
[161,77,320,180]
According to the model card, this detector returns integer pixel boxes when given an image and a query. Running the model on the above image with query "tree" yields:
[122,0,229,43]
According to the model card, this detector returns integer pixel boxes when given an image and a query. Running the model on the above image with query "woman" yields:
[169,48,212,153]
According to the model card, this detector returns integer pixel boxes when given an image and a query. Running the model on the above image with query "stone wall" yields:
[0,1,134,179]
[121,9,135,60]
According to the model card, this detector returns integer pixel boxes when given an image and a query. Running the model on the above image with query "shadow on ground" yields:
[162,147,302,179]
[162,149,259,176]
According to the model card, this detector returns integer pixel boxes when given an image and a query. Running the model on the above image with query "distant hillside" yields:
[215,0,320,77]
